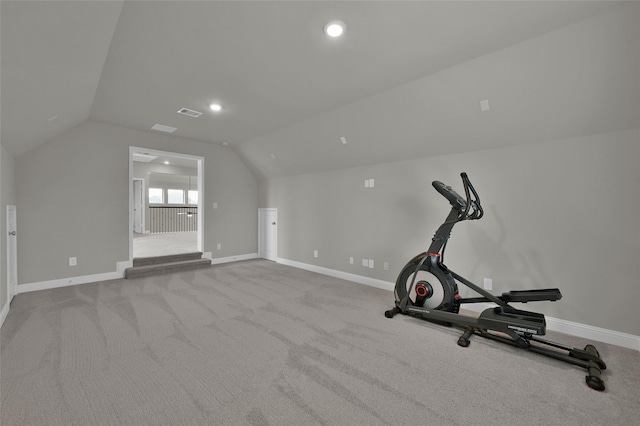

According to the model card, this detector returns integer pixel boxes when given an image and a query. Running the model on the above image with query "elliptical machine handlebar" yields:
[432,172,483,221]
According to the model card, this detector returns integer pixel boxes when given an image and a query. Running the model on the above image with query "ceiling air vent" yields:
[151,123,177,133]
[177,108,202,118]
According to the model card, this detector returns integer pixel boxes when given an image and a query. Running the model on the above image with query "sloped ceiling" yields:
[1,0,124,156]
[1,1,635,179]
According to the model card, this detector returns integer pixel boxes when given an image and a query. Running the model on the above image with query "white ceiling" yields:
[1,1,634,178]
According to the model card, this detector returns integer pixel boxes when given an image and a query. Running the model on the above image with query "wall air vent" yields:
[177,108,202,118]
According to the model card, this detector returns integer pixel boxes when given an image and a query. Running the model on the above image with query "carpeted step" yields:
[132,252,204,267]
[125,257,211,279]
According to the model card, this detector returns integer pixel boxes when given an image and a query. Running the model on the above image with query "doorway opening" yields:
[129,147,204,260]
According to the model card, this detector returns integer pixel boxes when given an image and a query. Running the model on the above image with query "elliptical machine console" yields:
[385,172,607,391]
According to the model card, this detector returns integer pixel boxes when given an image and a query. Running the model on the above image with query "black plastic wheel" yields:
[385,307,400,318]
[393,253,456,311]
[586,374,605,391]
[586,360,605,391]
[457,327,474,347]
[457,337,470,347]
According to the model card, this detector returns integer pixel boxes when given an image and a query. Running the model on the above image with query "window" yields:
[188,190,198,205]
[168,189,184,205]
[149,188,163,204]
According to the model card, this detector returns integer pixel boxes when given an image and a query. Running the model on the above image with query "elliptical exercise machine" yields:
[385,172,606,391]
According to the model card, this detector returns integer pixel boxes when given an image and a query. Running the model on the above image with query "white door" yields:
[258,208,277,261]
[7,205,17,302]
[133,179,144,233]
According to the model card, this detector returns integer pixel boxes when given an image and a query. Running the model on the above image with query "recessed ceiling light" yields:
[209,103,222,112]
[164,161,170,165]
[324,20,345,37]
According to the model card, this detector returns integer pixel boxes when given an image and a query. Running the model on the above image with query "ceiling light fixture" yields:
[164,161,170,165]
[324,20,345,37]
[209,103,222,112]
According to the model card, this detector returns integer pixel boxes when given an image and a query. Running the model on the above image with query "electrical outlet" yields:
[314,250,318,258]
[213,202,218,209]
[384,262,389,271]
[217,243,222,250]
[69,257,77,266]
[368,259,374,269]
[349,257,354,265]
[483,278,492,290]
[362,259,368,267]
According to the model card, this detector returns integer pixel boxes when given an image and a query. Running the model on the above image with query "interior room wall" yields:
[1,144,17,314]
[254,4,639,338]
[259,128,640,336]
[15,121,258,285]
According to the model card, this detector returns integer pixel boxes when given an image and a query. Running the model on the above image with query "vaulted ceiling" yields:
[1,1,635,179]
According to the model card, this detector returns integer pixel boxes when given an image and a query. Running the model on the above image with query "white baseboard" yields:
[545,316,640,351]
[16,260,130,294]
[462,303,640,351]
[117,260,132,274]
[210,252,258,265]
[276,258,395,291]
[14,253,258,296]
[276,258,640,351]
[0,300,10,328]
[17,269,127,294]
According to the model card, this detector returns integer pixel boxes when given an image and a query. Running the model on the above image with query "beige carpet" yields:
[2,260,639,425]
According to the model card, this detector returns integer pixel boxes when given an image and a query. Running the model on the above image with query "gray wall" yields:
[1,144,17,310]
[15,121,258,284]
[259,129,640,336]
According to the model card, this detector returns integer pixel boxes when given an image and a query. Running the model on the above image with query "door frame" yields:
[258,208,277,261]
[133,178,145,234]
[6,205,17,303]
[129,147,204,261]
